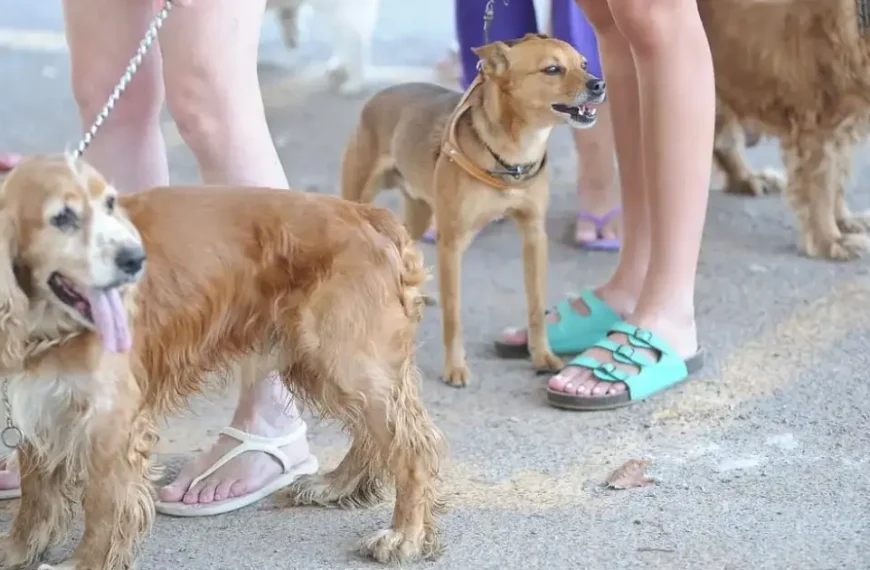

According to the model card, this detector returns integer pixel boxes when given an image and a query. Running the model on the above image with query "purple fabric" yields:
[455,0,603,89]
[550,0,602,78]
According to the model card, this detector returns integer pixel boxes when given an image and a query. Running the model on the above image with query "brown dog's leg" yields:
[52,412,156,570]
[436,224,474,387]
[713,108,784,196]
[782,135,870,260]
[0,444,75,570]
[402,195,433,241]
[513,208,561,372]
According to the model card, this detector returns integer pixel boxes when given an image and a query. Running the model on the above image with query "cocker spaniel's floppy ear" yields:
[0,196,28,371]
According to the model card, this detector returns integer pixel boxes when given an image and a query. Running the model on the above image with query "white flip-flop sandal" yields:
[155,424,318,517]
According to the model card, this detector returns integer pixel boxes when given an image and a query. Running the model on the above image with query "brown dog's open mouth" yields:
[551,103,598,128]
[48,271,94,323]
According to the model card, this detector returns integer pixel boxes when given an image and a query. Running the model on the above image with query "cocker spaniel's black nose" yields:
[115,246,146,276]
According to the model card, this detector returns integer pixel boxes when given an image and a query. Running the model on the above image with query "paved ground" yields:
[2,2,870,570]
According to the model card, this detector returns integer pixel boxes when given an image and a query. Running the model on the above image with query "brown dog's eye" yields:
[50,207,80,231]
[106,195,116,213]
[581,61,588,71]
[542,64,563,76]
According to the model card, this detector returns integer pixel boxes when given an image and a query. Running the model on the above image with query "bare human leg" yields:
[497,0,646,354]
[547,0,713,407]
[154,0,313,510]
[59,0,313,510]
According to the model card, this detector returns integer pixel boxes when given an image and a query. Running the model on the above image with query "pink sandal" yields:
[0,153,23,173]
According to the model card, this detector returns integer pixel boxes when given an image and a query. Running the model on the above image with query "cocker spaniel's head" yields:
[0,153,146,369]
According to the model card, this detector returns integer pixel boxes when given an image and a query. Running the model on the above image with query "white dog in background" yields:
[265,0,380,95]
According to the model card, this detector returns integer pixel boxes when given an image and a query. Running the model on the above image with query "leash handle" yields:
[72,0,175,160]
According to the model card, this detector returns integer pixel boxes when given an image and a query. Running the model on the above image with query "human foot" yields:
[494,288,631,359]
[574,207,621,250]
[0,453,20,499]
[546,316,704,411]
[156,422,317,516]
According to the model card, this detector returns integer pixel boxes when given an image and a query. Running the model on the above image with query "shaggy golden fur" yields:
[340,33,605,386]
[0,154,444,570]
[703,0,870,260]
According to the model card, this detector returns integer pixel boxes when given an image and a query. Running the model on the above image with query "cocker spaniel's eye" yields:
[542,64,564,76]
[50,207,80,231]
[106,195,116,214]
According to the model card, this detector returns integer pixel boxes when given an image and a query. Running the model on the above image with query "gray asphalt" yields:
[1,2,869,569]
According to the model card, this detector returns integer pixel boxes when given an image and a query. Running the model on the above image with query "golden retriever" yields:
[340,33,605,386]
[0,154,443,570]
[702,0,870,260]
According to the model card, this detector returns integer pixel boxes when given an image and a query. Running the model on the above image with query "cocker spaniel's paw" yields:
[724,167,785,196]
[0,534,33,570]
[359,528,440,565]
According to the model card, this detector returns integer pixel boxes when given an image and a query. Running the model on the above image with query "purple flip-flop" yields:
[574,207,621,251]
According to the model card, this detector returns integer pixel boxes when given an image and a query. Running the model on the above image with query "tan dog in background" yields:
[340,33,605,386]
[701,0,870,260]
[0,155,443,570]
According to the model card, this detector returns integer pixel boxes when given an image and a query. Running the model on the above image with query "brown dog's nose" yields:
[586,78,606,96]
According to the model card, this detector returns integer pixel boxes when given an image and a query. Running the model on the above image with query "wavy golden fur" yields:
[704,0,870,260]
[0,154,444,570]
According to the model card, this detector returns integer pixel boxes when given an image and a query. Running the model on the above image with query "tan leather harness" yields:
[439,75,545,191]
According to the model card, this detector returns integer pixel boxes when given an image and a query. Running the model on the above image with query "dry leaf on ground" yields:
[604,459,655,490]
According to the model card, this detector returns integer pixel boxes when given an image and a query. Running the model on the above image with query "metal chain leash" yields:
[72,0,175,160]
[1,2,175,451]
[482,0,510,45]
[1,382,20,448]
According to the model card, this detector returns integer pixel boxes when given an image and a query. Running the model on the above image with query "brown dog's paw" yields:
[531,350,562,372]
[724,168,785,196]
[442,363,471,388]
[837,212,870,235]
[802,233,870,261]
[359,528,439,564]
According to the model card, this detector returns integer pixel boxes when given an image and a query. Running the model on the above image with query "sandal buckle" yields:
[597,362,616,373]
[615,345,635,358]
[633,328,653,343]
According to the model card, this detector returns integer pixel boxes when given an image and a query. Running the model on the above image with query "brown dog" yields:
[340,33,605,386]
[702,0,870,260]
[0,154,443,569]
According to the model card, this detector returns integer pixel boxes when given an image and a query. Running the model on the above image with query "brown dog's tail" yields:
[362,206,428,322]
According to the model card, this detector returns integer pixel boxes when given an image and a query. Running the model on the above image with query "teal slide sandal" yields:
[547,321,705,411]
[494,290,621,359]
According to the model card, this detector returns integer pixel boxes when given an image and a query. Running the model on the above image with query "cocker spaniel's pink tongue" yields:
[86,288,131,353]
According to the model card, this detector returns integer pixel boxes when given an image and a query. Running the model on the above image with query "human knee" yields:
[165,76,229,162]
[608,0,686,52]
[70,60,162,130]
[574,0,619,37]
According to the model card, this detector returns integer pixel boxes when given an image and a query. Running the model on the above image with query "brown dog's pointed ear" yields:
[0,198,28,371]
[472,41,511,76]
